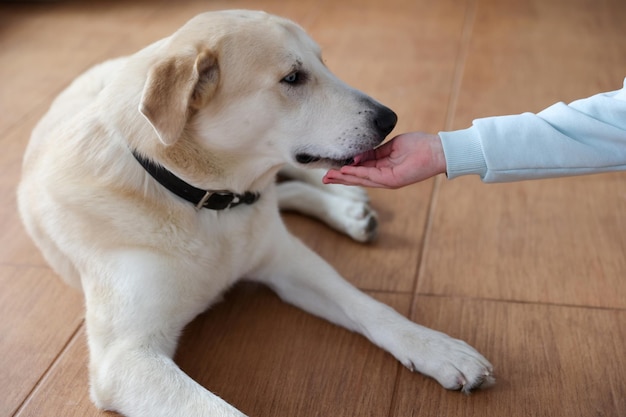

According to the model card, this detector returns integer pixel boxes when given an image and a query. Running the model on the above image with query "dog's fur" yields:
[18,10,493,417]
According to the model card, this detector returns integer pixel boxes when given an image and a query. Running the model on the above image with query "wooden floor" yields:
[1,0,625,416]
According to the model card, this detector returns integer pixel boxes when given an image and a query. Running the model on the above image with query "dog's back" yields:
[17,57,134,288]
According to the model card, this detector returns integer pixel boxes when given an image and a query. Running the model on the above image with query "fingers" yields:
[323,170,386,188]
[323,168,395,188]
[324,132,444,189]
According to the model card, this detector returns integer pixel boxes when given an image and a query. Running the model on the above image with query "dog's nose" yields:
[374,106,398,137]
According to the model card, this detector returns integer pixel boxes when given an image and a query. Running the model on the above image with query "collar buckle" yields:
[196,191,235,211]
[131,150,260,211]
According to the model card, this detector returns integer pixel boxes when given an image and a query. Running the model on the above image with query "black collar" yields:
[132,150,260,211]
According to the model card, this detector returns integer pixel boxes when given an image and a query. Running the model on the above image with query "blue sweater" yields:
[439,78,626,182]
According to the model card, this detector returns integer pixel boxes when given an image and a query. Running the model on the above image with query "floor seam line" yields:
[12,320,85,417]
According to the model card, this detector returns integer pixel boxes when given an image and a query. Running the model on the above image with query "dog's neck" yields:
[131,150,261,211]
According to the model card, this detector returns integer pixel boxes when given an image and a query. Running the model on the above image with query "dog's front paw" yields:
[399,329,494,393]
[337,199,378,243]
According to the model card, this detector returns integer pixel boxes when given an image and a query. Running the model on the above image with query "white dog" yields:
[18,10,493,417]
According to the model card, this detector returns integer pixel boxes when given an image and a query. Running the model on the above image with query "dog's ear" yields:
[139,50,219,146]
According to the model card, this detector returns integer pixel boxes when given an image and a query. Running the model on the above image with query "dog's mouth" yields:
[295,153,355,168]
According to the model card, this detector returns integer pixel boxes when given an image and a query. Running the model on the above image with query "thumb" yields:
[353,149,377,165]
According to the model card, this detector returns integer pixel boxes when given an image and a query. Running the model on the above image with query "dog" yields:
[17,10,493,417]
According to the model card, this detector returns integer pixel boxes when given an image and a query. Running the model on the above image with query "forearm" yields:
[440,78,626,182]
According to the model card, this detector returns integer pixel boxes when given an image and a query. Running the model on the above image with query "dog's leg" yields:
[277,180,378,242]
[280,165,371,202]
[279,165,379,242]
[82,254,246,417]
[254,231,494,392]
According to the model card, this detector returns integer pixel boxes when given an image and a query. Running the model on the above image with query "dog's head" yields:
[138,10,397,183]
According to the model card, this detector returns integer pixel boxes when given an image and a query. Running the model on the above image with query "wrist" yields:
[430,134,447,175]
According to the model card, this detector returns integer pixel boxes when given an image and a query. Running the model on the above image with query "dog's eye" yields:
[281,70,307,85]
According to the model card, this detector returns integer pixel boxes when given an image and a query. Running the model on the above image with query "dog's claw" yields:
[459,371,496,394]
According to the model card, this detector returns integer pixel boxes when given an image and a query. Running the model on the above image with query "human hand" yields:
[323,132,446,189]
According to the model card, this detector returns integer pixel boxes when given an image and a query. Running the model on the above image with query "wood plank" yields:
[453,0,626,122]
[0,2,164,134]
[16,285,410,417]
[0,191,48,267]
[391,296,626,417]
[419,173,626,308]
[0,112,52,266]
[0,266,83,417]
[418,0,626,308]
[13,326,96,417]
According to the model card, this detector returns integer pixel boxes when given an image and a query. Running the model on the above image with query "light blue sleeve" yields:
[439,77,626,182]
